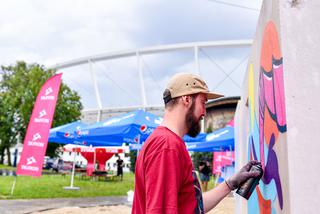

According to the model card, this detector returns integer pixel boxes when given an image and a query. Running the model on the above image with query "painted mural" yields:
[247,21,287,213]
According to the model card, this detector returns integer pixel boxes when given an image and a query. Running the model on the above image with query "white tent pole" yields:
[63,148,80,190]
[70,150,77,187]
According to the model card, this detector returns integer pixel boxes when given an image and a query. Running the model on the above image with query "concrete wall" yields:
[235,0,320,213]
[280,0,320,213]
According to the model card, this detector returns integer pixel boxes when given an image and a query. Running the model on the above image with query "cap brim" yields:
[205,92,224,99]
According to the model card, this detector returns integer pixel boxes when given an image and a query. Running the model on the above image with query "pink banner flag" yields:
[213,151,235,175]
[17,74,62,177]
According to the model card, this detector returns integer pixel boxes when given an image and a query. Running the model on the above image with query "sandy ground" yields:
[207,197,234,214]
[33,196,234,214]
[32,205,131,214]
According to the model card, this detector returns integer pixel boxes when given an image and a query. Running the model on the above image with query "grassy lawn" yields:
[0,165,15,170]
[0,172,135,199]
[0,165,219,199]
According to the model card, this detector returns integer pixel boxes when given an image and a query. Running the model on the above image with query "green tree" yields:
[129,150,137,173]
[0,94,16,164]
[0,61,83,164]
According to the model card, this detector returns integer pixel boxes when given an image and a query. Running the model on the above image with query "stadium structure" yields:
[49,40,252,124]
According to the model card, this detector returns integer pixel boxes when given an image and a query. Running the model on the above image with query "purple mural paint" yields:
[236,164,263,200]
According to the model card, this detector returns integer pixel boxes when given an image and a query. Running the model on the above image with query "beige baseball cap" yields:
[163,73,224,104]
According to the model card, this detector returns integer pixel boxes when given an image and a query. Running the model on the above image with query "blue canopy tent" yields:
[186,126,234,152]
[129,133,206,151]
[49,121,117,146]
[183,133,207,142]
[129,126,234,152]
[78,110,163,146]
[49,121,88,145]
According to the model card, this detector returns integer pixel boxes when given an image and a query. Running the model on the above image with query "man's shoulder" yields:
[148,127,183,146]
[152,126,182,139]
[140,127,185,157]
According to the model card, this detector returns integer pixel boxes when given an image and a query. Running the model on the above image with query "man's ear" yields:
[181,95,191,106]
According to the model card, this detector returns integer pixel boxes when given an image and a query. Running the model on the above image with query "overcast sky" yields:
[0,0,262,109]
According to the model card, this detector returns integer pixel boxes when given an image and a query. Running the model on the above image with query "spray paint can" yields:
[236,164,263,200]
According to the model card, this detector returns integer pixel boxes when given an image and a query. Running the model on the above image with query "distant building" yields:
[205,96,240,131]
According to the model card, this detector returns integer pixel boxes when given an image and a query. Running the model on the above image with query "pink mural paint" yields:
[259,71,266,168]
[248,21,287,213]
[273,64,287,130]
[262,72,275,115]
[17,74,62,177]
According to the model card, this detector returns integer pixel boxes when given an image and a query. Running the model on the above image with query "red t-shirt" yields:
[132,126,204,214]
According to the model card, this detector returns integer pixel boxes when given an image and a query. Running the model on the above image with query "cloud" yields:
[132,0,262,45]
[0,0,140,65]
[0,0,262,109]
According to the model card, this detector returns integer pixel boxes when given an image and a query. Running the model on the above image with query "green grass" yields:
[0,165,15,170]
[0,172,135,199]
[0,164,219,199]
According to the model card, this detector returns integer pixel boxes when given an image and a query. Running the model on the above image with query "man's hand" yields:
[225,160,262,190]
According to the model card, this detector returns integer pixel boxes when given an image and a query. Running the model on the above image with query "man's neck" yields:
[161,108,187,138]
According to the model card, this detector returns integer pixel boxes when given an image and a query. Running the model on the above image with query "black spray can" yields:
[236,164,263,200]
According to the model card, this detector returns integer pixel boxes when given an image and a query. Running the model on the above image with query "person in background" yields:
[199,159,211,192]
[116,155,124,181]
[132,72,261,214]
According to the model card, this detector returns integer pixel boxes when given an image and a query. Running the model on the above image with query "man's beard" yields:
[186,101,201,137]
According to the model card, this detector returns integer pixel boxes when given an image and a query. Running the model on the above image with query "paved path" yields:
[0,196,129,214]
